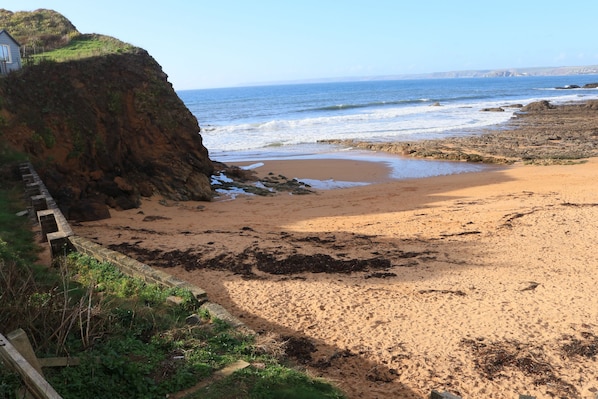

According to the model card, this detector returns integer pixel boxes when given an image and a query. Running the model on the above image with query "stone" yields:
[166,296,185,306]
[185,314,202,325]
[114,176,134,193]
[89,170,104,180]
[137,181,154,197]
[67,199,111,222]
[555,84,580,89]
[430,391,462,399]
[521,100,555,112]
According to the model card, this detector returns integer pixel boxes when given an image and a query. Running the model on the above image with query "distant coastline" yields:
[241,64,598,87]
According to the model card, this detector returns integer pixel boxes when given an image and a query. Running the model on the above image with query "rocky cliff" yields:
[0,47,214,221]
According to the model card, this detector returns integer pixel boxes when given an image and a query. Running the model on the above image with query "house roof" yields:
[0,29,21,47]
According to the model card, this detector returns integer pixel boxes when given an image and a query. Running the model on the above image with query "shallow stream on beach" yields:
[217,146,498,190]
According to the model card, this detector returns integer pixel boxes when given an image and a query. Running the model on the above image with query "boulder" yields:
[67,199,111,222]
[555,84,580,89]
[521,100,555,112]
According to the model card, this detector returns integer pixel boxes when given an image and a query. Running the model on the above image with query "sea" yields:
[178,75,598,185]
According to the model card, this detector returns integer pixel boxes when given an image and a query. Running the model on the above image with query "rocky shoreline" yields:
[323,99,598,165]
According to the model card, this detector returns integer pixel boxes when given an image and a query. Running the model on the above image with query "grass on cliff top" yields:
[28,33,136,63]
[0,160,344,399]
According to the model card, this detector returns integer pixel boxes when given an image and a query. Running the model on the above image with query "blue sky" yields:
[3,1,598,90]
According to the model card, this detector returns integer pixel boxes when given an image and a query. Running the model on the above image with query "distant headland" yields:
[244,65,598,87]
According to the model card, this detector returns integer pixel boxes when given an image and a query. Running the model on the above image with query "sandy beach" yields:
[72,102,598,398]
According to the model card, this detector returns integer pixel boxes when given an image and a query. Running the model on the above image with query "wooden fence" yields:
[0,330,62,399]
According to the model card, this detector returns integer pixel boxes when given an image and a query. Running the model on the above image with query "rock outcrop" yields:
[521,100,555,112]
[0,48,213,221]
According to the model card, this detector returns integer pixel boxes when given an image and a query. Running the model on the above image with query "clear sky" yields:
[2,1,597,90]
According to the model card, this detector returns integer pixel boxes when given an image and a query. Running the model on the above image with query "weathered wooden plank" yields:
[0,333,62,399]
[6,329,44,375]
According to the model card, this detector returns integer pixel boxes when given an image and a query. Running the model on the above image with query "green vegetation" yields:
[0,186,39,266]
[0,8,78,54]
[0,142,27,168]
[189,365,345,399]
[1,9,134,63]
[0,156,344,399]
[29,34,136,63]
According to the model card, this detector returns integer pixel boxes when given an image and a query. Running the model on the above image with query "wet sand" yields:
[73,101,598,398]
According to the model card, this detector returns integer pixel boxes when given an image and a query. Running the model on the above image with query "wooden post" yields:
[6,329,44,376]
[0,333,62,399]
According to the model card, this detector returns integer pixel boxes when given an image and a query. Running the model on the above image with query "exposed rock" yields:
[137,181,155,197]
[185,314,202,325]
[322,100,598,164]
[114,176,134,193]
[521,100,555,112]
[555,84,580,89]
[481,107,504,112]
[0,49,214,220]
[583,82,598,88]
[67,199,111,222]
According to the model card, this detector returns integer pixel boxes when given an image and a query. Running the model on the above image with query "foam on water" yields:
[201,100,519,152]
[180,76,598,180]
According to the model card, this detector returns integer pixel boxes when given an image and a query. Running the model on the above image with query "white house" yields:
[0,29,22,75]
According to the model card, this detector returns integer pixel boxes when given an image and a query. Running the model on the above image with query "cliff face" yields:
[0,49,214,220]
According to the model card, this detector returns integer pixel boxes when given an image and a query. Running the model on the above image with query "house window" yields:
[0,45,12,63]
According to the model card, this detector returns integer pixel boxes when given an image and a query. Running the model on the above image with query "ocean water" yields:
[178,76,598,184]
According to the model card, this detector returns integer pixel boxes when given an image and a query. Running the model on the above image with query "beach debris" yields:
[461,338,578,397]
[418,289,466,297]
[439,230,482,238]
[142,215,171,222]
[313,349,355,369]
[282,336,316,364]
[364,272,397,279]
[561,201,598,207]
[519,281,540,292]
[560,331,598,359]
[255,252,391,274]
[365,364,395,382]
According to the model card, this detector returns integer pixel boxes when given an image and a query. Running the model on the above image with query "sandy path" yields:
[74,157,598,399]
